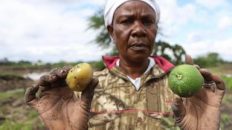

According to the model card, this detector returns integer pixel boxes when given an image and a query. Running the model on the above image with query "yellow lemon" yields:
[66,63,93,91]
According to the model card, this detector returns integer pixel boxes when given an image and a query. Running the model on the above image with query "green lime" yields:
[168,64,204,97]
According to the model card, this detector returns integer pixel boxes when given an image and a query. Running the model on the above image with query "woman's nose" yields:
[131,21,146,38]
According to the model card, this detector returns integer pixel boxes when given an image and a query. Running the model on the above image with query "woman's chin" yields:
[128,54,150,63]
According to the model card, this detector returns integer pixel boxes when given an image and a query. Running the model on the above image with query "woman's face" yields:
[108,1,158,63]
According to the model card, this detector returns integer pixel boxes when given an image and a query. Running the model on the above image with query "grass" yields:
[0,88,45,130]
[0,115,45,130]
[208,64,232,90]
[0,73,25,80]
[0,88,25,100]
[221,89,232,129]
[0,120,33,130]
[221,76,232,90]
[220,113,231,130]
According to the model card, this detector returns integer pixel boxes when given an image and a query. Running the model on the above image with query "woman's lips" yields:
[129,44,149,51]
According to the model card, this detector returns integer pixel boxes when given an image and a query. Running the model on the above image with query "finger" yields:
[199,69,216,92]
[81,78,99,103]
[38,74,57,86]
[39,67,71,87]
[51,66,71,79]
[36,86,46,98]
[211,75,225,90]
[193,64,200,69]
[24,86,39,105]
[199,69,213,82]
[200,69,225,90]
[171,97,186,122]
[185,54,194,65]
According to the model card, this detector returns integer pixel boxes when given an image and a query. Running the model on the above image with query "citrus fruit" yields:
[168,64,204,97]
[66,63,93,91]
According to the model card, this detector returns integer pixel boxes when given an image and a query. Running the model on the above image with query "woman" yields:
[25,0,225,130]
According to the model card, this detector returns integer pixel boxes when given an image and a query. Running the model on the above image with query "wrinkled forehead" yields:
[113,1,156,19]
[104,0,160,27]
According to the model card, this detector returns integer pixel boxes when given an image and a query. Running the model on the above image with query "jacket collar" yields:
[102,55,174,73]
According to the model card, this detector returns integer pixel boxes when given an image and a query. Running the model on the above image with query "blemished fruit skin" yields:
[66,63,93,91]
[168,64,204,97]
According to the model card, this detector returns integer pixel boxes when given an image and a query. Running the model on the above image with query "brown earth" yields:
[0,78,33,91]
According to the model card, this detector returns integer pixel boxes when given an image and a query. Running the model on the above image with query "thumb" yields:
[172,97,186,123]
[24,86,39,107]
[81,78,98,104]
[185,54,194,65]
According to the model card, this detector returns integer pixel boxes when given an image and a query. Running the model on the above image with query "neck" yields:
[119,57,149,79]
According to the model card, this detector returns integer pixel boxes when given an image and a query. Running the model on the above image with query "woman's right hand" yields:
[25,66,98,130]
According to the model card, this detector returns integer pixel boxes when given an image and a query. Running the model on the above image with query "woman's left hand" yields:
[172,55,225,130]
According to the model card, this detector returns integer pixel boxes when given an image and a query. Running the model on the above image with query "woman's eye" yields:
[121,19,133,24]
[142,19,154,26]
[141,17,155,26]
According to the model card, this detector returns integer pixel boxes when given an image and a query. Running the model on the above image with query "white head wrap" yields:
[104,0,160,27]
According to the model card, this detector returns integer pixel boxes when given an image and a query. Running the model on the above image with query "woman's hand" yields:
[172,55,225,130]
[25,66,98,130]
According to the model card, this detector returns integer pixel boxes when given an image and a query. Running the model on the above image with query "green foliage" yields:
[194,52,224,67]
[0,120,33,130]
[0,58,32,67]
[220,110,232,129]
[0,73,25,80]
[89,61,105,71]
[88,10,104,29]
[51,61,74,68]
[0,58,51,70]
[88,10,111,49]
[0,115,44,130]
[0,89,24,100]
[221,76,232,90]
[0,88,45,130]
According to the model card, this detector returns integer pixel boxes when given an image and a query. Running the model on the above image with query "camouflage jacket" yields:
[87,56,179,130]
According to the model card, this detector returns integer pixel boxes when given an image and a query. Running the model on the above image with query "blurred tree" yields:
[88,10,186,65]
[194,52,224,67]
[153,41,186,65]
[18,60,32,65]
[88,10,111,49]
[0,58,10,65]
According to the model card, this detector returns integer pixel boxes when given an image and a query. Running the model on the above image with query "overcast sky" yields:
[0,0,232,63]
